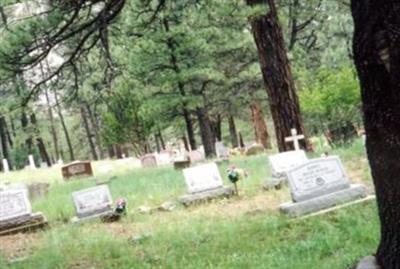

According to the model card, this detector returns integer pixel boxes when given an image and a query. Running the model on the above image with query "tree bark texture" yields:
[81,106,98,160]
[247,0,310,152]
[44,88,60,161]
[196,107,216,158]
[0,116,12,170]
[228,115,239,148]
[250,102,271,149]
[352,1,400,268]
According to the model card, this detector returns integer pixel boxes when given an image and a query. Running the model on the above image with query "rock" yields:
[137,206,152,214]
[130,233,152,245]
[158,201,176,212]
[356,256,381,269]
[245,144,265,156]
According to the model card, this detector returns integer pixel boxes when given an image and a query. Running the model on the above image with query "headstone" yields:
[28,155,36,170]
[284,128,305,151]
[179,163,234,206]
[0,188,47,236]
[264,150,308,189]
[2,159,9,173]
[280,156,368,217]
[71,185,113,222]
[245,144,265,156]
[215,142,229,159]
[140,154,157,168]
[156,152,172,166]
[188,150,205,163]
[62,161,93,180]
[27,182,50,201]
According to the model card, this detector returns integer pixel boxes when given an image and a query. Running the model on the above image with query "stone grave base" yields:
[179,186,235,206]
[356,256,380,269]
[0,212,48,236]
[263,177,284,190]
[280,184,367,217]
[71,210,121,223]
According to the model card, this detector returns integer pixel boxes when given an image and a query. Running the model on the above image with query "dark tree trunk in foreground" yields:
[250,102,271,149]
[54,90,75,161]
[228,115,239,148]
[247,0,310,152]
[196,107,216,158]
[352,1,400,268]
[0,116,12,170]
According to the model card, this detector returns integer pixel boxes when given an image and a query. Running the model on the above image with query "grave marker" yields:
[71,185,113,222]
[28,155,36,170]
[215,141,229,159]
[284,128,305,151]
[62,161,93,180]
[264,150,308,189]
[140,154,157,168]
[280,156,368,217]
[179,163,234,206]
[0,188,47,236]
[2,159,9,173]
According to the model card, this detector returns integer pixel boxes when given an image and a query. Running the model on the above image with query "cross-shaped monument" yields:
[285,128,305,151]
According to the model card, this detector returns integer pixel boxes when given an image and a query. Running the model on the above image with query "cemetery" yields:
[0,1,395,269]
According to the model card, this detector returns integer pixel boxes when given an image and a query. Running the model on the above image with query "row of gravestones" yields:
[0,149,370,236]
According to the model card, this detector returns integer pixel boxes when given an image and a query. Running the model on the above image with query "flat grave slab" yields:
[279,156,368,217]
[179,162,234,206]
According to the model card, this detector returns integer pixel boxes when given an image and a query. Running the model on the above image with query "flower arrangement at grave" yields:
[227,166,248,195]
[114,198,127,215]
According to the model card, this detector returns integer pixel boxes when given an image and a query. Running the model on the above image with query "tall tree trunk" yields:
[44,88,60,160]
[228,115,239,148]
[115,144,123,159]
[196,107,216,158]
[29,114,51,167]
[182,136,189,151]
[0,116,12,170]
[247,0,310,152]
[211,114,222,142]
[163,18,197,150]
[81,106,98,160]
[352,2,400,268]
[108,145,116,159]
[239,132,245,148]
[21,111,33,152]
[155,134,161,153]
[157,128,166,150]
[86,103,104,159]
[54,90,75,161]
[250,102,271,149]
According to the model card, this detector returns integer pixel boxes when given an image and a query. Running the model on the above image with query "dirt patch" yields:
[0,232,43,261]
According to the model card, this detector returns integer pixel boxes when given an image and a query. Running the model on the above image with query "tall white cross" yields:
[285,128,305,151]
[2,159,9,173]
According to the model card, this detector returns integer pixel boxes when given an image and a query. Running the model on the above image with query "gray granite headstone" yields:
[215,142,229,159]
[286,156,351,202]
[0,189,31,223]
[179,162,234,206]
[72,185,113,219]
[280,156,368,217]
[269,150,308,178]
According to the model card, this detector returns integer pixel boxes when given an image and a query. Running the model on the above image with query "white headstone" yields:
[286,156,351,202]
[0,189,31,222]
[72,185,113,218]
[2,159,9,173]
[269,150,308,177]
[215,141,229,159]
[284,128,305,151]
[28,155,36,170]
[183,163,223,194]
[156,152,172,166]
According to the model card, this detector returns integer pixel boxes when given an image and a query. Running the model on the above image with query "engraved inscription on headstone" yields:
[286,156,351,202]
[183,163,223,194]
[0,189,31,222]
[72,185,112,218]
[62,161,93,180]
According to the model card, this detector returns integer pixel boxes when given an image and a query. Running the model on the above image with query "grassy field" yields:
[0,139,379,269]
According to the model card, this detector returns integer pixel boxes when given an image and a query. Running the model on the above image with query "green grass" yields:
[0,139,379,269]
